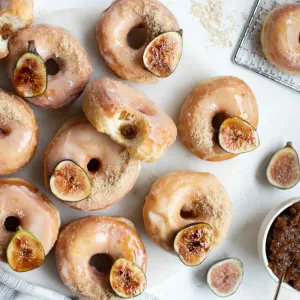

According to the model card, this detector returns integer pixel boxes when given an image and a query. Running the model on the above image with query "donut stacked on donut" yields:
[0,0,33,59]
[261,3,300,75]
[143,171,232,253]
[56,216,147,300]
[7,24,92,109]
[0,178,60,261]
[97,0,181,83]
[83,77,177,162]
[179,76,259,161]
[0,88,38,175]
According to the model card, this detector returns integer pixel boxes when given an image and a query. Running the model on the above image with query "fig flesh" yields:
[49,160,92,202]
[7,228,45,272]
[109,258,147,298]
[218,117,259,154]
[207,258,243,297]
[143,31,183,78]
[266,142,300,189]
[13,40,47,98]
[174,223,214,266]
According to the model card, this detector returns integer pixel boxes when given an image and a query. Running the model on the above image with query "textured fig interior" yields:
[0,23,13,40]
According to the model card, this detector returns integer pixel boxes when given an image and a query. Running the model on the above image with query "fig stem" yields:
[28,40,37,54]
[286,142,293,148]
[179,29,183,36]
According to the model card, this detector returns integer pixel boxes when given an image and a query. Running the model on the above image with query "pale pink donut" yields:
[0,178,60,261]
[6,24,92,109]
[44,117,141,211]
[56,216,147,300]
[97,0,180,83]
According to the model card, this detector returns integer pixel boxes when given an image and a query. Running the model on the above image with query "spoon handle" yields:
[273,272,285,300]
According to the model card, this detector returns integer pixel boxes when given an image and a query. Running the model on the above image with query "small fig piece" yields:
[110,258,147,298]
[49,160,92,202]
[143,31,183,78]
[266,142,300,189]
[207,258,243,297]
[174,223,214,266]
[13,40,47,98]
[218,117,259,154]
[7,228,45,272]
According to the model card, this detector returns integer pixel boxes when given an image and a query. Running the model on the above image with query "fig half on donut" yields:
[174,223,214,266]
[7,228,45,272]
[143,31,183,78]
[13,40,47,98]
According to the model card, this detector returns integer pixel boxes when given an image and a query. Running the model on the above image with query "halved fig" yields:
[13,40,47,98]
[49,160,92,202]
[110,258,147,298]
[143,30,183,78]
[218,117,259,154]
[207,258,243,297]
[266,142,300,189]
[7,228,45,272]
[174,223,214,266]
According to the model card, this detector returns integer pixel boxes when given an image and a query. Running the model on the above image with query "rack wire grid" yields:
[234,0,300,93]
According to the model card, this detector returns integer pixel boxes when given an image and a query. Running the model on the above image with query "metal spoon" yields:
[273,271,286,300]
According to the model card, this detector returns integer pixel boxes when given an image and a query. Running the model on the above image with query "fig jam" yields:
[267,201,300,291]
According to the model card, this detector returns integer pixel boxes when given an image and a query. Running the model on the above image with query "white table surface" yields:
[0,0,300,299]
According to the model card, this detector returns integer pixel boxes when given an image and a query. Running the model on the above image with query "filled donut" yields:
[44,117,140,211]
[143,171,232,253]
[261,4,300,75]
[0,88,38,175]
[0,178,60,261]
[83,77,177,162]
[0,0,33,59]
[178,76,258,161]
[56,216,147,300]
[6,24,92,109]
[97,0,181,83]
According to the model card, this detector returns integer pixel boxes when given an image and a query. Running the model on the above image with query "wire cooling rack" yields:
[234,0,300,93]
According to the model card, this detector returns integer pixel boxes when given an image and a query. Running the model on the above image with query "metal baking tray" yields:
[234,0,300,93]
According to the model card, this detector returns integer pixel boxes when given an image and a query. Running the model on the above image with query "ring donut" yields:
[56,216,147,300]
[143,171,232,253]
[0,178,60,261]
[0,0,33,59]
[83,77,177,162]
[44,117,140,211]
[178,76,258,161]
[97,0,180,83]
[261,3,300,74]
[0,88,38,175]
[6,24,92,109]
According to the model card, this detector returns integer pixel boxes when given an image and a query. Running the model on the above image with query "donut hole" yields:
[120,124,138,140]
[89,253,114,274]
[45,58,60,76]
[127,25,147,49]
[180,201,202,219]
[0,128,9,138]
[87,158,101,173]
[4,216,20,232]
[212,113,226,131]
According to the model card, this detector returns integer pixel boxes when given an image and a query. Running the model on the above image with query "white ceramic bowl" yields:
[257,197,300,291]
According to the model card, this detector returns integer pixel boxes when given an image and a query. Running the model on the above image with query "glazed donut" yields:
[6,24,92,109]
[0,178,60,260]
[97,0,180,83]
[178,76,258,161]
[56,216,147,300]
[0,88,38,175]
[44,117,140,211]
[143,171,232,253]
[82,77,177,162]
[261,4,300,75]
[0,0,33,59]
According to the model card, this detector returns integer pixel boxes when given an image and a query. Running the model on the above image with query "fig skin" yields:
[207,258,243,297]
[218,117,259,154]
[266,142,300,190]
[13,40,47,98]
[109,258,147,298]
[174,223,214,267]
[143,30,183,78]
[7,228,45,272]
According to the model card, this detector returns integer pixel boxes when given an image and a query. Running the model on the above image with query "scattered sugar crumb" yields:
[190,0,238,48]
